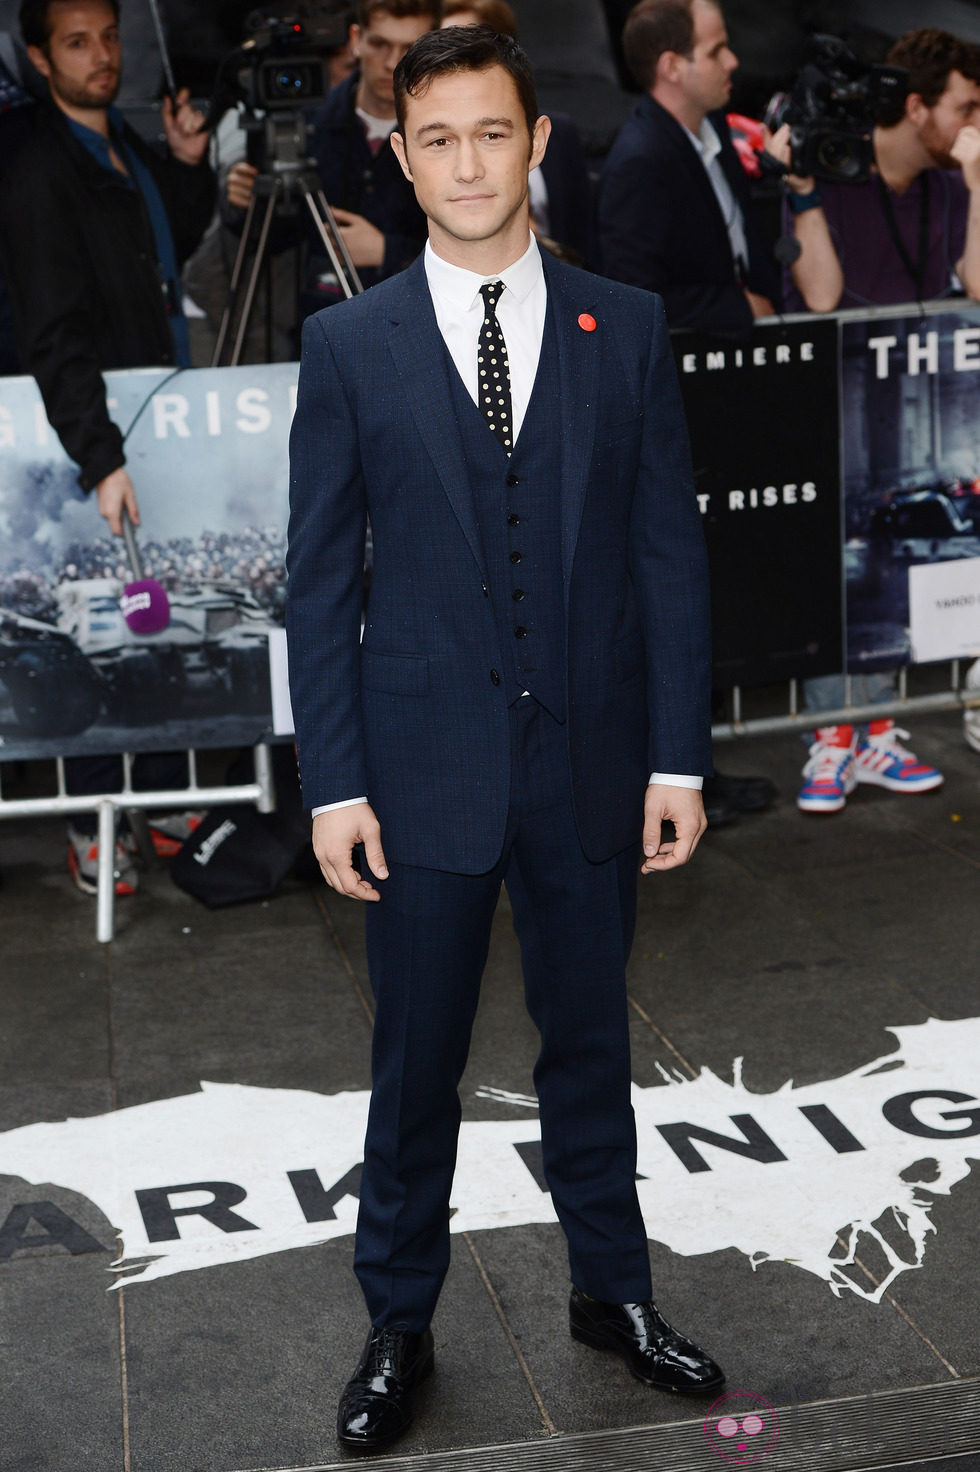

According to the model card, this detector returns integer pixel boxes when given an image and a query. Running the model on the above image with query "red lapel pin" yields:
[577,313,597,332]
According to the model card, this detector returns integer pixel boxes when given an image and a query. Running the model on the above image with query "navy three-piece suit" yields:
[286,247,712,1329]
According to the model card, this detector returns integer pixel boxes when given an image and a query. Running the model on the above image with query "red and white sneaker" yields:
[148,811,204,859]
[797,725,857,813]
[854,720,944,793]
[67,824,139,896]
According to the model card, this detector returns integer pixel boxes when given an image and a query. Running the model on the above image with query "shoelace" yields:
[865,724,913,756]
[364,1327,418,1378]
[804,739,852,780]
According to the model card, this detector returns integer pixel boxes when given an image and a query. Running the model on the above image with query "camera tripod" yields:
[211,113,363,367]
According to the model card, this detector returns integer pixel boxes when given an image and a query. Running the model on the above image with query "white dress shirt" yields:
[684,116,748,276]
[312,236,700,814]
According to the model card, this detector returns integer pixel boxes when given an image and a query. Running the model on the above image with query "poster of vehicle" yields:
[840,307,980,671]
[0,363,296,761]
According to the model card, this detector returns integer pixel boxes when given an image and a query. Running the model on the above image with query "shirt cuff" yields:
[648,773,703,790]
[311,797,368,816]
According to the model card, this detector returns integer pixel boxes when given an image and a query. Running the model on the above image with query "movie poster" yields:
[0,364,296,761]
[839,308,980,672]
[674,317,843,688]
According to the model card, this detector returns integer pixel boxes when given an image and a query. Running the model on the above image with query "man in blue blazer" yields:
[287,25,722,1452]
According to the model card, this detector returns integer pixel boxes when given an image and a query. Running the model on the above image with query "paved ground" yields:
[1,711,978,1472]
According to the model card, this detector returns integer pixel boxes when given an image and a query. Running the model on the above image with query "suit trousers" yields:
[354,695,653,1330]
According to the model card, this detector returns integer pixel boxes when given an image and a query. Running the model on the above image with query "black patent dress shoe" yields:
[336,1324,434,1451]
[705,771,778,814]
[569,1287,724,1393]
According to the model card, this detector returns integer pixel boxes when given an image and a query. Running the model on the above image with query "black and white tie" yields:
[478,280,513,455]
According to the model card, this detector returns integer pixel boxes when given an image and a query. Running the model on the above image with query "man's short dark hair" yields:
[878,28,980,127]
[622,0,704,91]
[356,0,442,30]
[20,0,120,51]
[394,24,538,139]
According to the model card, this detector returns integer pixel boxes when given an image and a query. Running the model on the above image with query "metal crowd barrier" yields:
[711,661,976,740]
[0,743,275,943]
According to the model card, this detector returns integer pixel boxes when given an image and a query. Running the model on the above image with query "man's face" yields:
[915,69,980,167]
[391,63,549,259]
[28,0,121,112]
[673,0,737,116]
[353,9,434,115]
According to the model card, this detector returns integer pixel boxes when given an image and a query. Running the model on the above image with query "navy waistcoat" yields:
[447,304,567,720]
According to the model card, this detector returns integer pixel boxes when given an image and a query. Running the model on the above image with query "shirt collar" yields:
[66,105,125,154]
[683,115,721,165]
[424,233,542,313]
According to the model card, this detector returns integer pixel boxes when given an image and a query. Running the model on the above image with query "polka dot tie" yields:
[478,280,513,456]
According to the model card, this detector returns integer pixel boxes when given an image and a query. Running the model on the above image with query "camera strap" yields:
[876,170,930,300]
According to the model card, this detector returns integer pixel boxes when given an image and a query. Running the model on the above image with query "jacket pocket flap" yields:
[361,649,430,695]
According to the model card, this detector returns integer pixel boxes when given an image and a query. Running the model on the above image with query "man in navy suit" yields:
[598,0,778,337]
[287,25,723,1452]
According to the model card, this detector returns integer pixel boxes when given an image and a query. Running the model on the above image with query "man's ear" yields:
[529,113,551,171]
[26,43,51,81]
[905,91,928,127]
[655,49,682,88]
[350,23,362,58]
[390,129,413,181]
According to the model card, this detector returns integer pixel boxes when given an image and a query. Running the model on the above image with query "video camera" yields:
[765,35,907,184]
[232,3,349,111]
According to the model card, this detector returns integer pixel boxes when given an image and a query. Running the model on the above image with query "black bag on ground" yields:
[170,746,314,907]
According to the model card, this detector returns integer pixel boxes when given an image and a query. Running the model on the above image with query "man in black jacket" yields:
[0,0,213,527]
[597,0,778,338]
[0,0,215,894]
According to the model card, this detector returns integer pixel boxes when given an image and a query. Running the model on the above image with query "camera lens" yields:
[815,131,863,180]
[273,66,307,97]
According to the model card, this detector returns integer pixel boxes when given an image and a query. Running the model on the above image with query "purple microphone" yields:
[120,509,170,634]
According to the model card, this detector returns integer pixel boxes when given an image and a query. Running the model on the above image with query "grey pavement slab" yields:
[0,1248,123,1472]
[469,1222,951,1436]
[108,885,372,1108]
[123,1233,543,1471]
[884,1164,980,1379]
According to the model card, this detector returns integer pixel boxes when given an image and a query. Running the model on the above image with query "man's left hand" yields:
[330,208,385,268]
[641,784,707,874]
[162,88,209,167]
[952,125,980,191]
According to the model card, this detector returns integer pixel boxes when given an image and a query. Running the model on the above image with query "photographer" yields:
[0,0,214,893]
[225,0,436,299]
[775,29,980,311]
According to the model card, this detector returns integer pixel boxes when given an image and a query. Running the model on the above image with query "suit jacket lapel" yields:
[541,252,600,596]
[385,256,486,576]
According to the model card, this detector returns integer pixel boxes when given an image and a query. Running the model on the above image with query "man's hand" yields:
[744,289,775,318]
[96,466,140,536]
[330,208,385,268]
[227,160,258,211]
[161,88,209,167]
[952,125,980,192]
[641,784,707,874]
[313,803,388,901]
[762,121,816,196]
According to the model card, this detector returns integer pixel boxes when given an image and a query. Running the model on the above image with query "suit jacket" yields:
[286,249,712,873]
[597,94,779,338]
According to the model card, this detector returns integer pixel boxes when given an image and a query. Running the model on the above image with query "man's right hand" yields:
[96,466,140,536]
[313,803,388,901]
[227,161,258,211]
